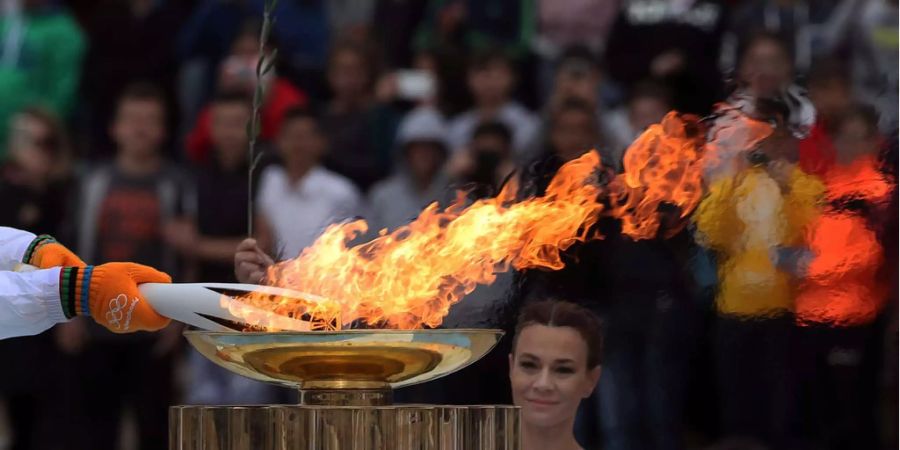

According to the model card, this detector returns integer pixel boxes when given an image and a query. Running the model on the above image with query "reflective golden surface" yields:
[184,330,503,397]
[170,405,521,450]
[175,330,520,448]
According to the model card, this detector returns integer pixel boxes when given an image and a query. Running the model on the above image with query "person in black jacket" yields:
[604,0,729,115]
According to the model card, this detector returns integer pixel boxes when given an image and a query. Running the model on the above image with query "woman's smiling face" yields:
[509,324,601,429]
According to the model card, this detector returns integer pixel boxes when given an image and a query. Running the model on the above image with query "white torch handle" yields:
[139,282,315,332]
[14,263,314,332]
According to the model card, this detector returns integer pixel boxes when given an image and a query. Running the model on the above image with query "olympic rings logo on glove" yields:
[105,293,139,331]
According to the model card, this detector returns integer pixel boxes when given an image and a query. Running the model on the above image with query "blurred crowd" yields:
[0,0,897,449]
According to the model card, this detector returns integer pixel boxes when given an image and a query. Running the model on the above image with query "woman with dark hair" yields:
[510,300,603,450]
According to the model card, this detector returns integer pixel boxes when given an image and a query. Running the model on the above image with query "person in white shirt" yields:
[446,48,539,156]
[257,107,363,260]
[0,226,172,340]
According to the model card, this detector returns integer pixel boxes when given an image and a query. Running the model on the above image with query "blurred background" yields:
[0,0,896,449]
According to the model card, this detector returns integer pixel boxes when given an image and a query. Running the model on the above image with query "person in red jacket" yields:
[185,22,308,164]
[798,60,854,177]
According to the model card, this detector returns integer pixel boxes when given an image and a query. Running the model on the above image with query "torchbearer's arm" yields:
[0,226,39,271]
[0,267,68,339]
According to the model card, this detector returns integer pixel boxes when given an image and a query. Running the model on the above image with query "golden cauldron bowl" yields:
[184,329,504,406]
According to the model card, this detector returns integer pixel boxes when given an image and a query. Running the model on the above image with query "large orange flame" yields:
[229,113,711,330]
[234,151,606,329]
[609,112,706,239]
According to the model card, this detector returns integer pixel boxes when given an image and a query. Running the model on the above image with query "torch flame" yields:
[609,112,706,239]
[229,113,711,330]
[234,151,606,330]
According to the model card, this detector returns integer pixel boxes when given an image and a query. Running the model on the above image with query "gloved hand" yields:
[25,235,86,268]
[59,262,172,333]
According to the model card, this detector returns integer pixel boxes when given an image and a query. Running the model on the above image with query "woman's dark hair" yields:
[513,300,604,368]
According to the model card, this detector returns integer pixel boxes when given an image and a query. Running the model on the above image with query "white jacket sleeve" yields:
[0,267,67,339]
[0,227,68,339]
[0,226,37,271]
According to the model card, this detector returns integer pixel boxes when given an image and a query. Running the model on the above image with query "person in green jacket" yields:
[0,0,85,160]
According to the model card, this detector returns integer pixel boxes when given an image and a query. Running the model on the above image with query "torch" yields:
[15,263,314,332]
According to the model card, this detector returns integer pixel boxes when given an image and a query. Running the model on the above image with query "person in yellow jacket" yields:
[694,155,825,317]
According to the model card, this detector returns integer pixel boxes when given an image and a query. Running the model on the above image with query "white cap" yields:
[396,107,449,148]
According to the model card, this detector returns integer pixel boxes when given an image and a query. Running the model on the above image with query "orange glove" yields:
[25,235,86,268]
[59,263,172,333]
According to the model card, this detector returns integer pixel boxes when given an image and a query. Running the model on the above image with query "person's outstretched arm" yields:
[1,226,173,339]
[0,227,84,271]
[0,268,67,339]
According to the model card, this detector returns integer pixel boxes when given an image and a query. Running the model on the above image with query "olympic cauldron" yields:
[170,328,520,450]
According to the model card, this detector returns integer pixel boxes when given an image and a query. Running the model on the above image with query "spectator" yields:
[696,96,822,449]
[168,91,289,406]
[510,300,603,450]
[258,107,363,260]
[177,0,329,102]
[79,0,188,159]
[184,22,308,164]
[604,80,674,169]
[533,0,620,100]
[368,106,450,232]
[794,103,893,449]
[545,46,605,114]
[605,0,728,115]
[320,38,400,192]
[167,91,262,283]
[734,32,796,100]
[527,46,607,162]
[447,120,516,200]
[66,82,191,450]
[0,107,75,450]
[0,108,73,234]
[447,48,539,156]
[704,33,816,178]
[0,0,85,159]
[799,59,852,176]
[721,0,887,80]
[547,97,602,165]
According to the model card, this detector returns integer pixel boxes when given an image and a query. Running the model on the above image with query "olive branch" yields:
[247,0,279,236]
